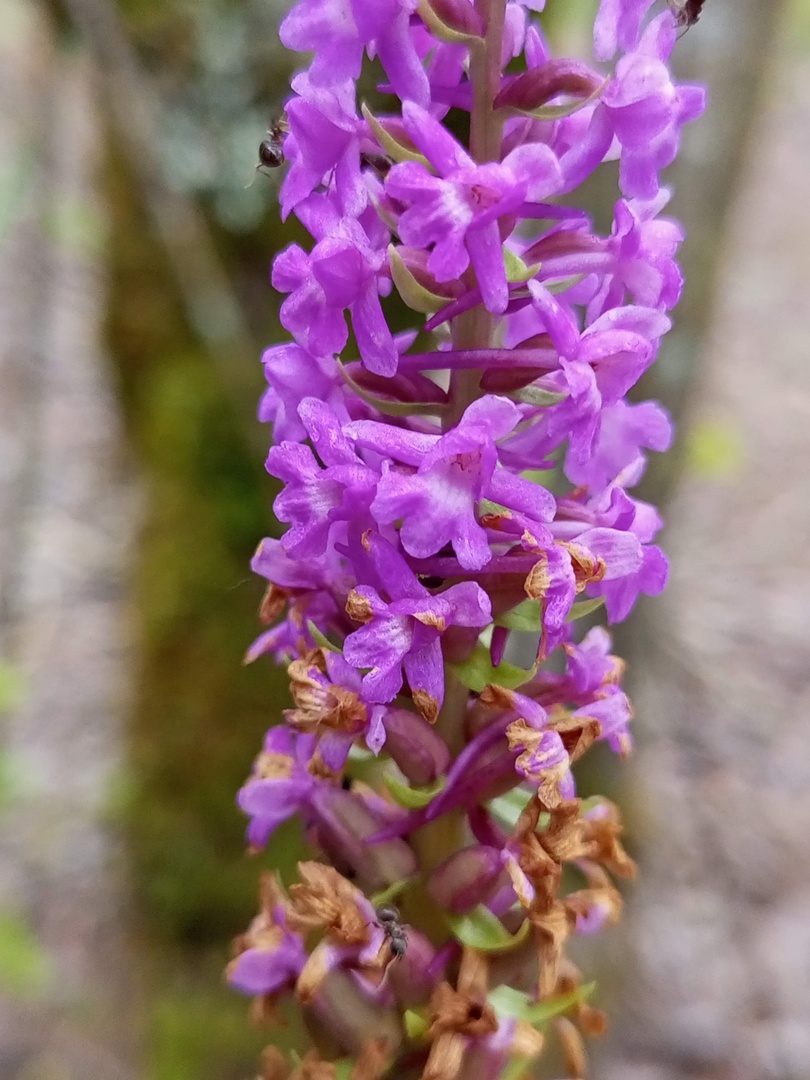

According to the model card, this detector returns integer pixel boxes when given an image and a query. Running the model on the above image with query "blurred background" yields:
[0,1,808,1078]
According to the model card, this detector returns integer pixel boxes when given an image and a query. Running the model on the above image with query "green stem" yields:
[410,0,508,889]
[470,0,507,164]
[446,0,507,430]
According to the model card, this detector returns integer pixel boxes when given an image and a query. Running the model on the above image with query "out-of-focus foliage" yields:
[0,911,52,1002]
[100,6,298,1074]
[118,0,294,231]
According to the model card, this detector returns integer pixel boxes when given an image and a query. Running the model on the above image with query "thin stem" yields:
[408,672,470,904]
[446,0,508,429]
[410,0,511,896]
[470,0,508,164]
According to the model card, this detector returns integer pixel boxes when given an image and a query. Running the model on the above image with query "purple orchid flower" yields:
[343,534,491,719]
[244,538,348,664]
[347,396,555,570]
[259,341,346,444]
[593,0,659,61]
[228,891,307,998]
[272,193,397,376]
[387,102,563,314]
[280,0,428,105]
[266,398,379,559]
[237,727,323,848]
[602,15,706,199]
[563,397,673,492]
[280,74,367,220]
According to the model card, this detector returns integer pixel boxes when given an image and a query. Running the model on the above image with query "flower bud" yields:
[312,787,417,892]
[384,707,451,785]
[424,0,484,36]
[306,968,403,1056]
[417,0,484,44]
[386,927,440,1006]
[494,59,604,113]
[388,245,464,314]
[428,846,506,914]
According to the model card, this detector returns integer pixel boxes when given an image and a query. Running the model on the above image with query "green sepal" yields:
[488,982,596,1026]
[566,596,606,622]
[361,104,431,168]
[479,497,509,516]
[370,877,412,908]
[487,785,535,831]
[509,385,569,407]
[495,598,543,633]
[389,245,454,315]
[506,77,609,121]
[337,360,442,418]
[348,744,375,763]
[494,596,605,636]
[450,641,537,693]
[446,905,531,952]
[417,0,483,44]
[500,1058,534,1080]
[404,1008,430,1041]
[544,273,587,294]
[504,246,541,284]
[528,984,596,1024]
[384,772,446,809]
[334,1062,353,1080]
[307,620,343,654]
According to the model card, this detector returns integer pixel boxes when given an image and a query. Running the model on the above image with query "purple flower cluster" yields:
[231,0,703,1076]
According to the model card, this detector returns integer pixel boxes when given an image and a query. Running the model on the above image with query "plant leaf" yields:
[544,273,587,294]
[384,772,446,809]
[487,785,535,831]
[525,983,596,1025]
[370,877,412,907]
[446,905,531,952]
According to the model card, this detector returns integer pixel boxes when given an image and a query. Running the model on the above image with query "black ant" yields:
[375,904,408,961]
[667,0,706,34]
[255,118,287,174]
[247,118,288,189]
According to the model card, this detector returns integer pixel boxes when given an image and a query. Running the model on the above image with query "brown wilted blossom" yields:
[287,650,368,737]
[287,862,370,946]
[422,950,497,1080]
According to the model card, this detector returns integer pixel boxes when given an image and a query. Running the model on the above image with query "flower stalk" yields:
[229,1,705,1077]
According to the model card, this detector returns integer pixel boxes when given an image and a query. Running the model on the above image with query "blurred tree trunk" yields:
[640,0,789,496]
[0,3,140,1076]
[593,3,810,1079]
